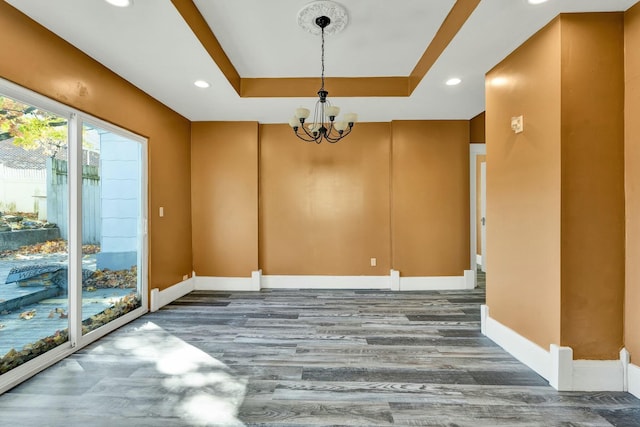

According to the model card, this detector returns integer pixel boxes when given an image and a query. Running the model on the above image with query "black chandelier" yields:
[288,15,357,144]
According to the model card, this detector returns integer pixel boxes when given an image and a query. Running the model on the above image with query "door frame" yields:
[469,143,487,284]
[480,161,487,272]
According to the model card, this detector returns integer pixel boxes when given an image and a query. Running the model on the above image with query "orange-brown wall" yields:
[0,2,193,293]
[625,2,640,363]
[486,18,563,349]
[260,123,391,275]
[190,121,472,278]
[391,121,470,276]
[486,13,625,359]
[559,13,625,359]
[470,112,486,143]
[191,122,259,277]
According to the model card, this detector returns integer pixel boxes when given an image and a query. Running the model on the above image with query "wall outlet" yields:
[370,257,377,267]
[159,206,164,217]
[183,274,189,281]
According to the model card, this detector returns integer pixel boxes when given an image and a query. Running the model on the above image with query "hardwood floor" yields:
[1,279,640,426]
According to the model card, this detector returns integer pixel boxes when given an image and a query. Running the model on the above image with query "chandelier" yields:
[289,4,357,144]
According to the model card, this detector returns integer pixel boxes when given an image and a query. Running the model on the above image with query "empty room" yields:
[1,0,640,425]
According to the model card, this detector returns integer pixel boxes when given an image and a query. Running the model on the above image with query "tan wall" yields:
[625,2,640,363]
[391,121,470,277]
[191,122,259,277]
[0,3,193,292]
[470,112,486,143]
[486,13,626,359]
[190,121,472,278]
[559,13,625,359]
[486,18,563,349]
[259,123,391,275]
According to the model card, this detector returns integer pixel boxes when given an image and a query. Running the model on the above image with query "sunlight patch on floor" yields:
[105,321,247,426]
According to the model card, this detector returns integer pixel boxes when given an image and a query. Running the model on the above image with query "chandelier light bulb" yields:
[289,117,300,128]
[325,106,340,118]
[343,113,358,124]
[334,121,348,132]
[295,107,311,120]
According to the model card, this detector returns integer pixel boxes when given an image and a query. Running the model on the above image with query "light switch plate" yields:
[511,115,524,133]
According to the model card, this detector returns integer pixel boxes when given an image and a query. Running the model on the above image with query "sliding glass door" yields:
[0,79,147,386]
[0,95,70,375]
[81,123,143,336]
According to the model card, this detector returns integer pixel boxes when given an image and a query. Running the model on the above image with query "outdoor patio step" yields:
[0,286,61,313]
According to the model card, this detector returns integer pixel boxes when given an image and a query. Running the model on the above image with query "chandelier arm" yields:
[328,123,354,143]
[324,128,348,143]
[294,130,321,143]
[323,125,340,143]
[295,124,322,143]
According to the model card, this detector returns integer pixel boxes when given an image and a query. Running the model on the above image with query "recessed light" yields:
[194,80,210,88]
[105,0,132,7]
[527,0,549,4]
[446,78,462,86]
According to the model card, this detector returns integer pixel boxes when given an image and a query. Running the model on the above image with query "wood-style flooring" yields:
[1,275,640,426]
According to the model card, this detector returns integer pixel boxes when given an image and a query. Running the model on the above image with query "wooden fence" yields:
[46,158,101,244]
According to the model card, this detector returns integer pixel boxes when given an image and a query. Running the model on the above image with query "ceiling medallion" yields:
[297,0,348,36]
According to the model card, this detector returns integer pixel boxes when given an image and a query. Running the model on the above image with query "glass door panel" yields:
[80,124,142,335]
[0,95,69,374]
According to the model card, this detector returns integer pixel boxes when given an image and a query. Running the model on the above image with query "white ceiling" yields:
[5,0,638,123]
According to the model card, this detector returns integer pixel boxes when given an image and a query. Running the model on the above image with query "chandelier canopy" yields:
[289,6,357,144]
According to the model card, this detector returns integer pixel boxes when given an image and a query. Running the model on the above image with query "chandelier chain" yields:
[320,26,325,91]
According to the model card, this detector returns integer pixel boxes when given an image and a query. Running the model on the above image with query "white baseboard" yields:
[399,270,474,291]
[572,359,624,391]
[481,305,550,379]
[628,362,640,398]
[261,275,391,289]
[465,269,475,289]
[191,270,472,291]
[482,305,626,391]
[150,277,194,312]
[549,344,573,390]
[195,270,261,291]
[390,270,400,291]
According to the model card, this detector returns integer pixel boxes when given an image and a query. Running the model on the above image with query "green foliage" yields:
[0,96,67,156]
